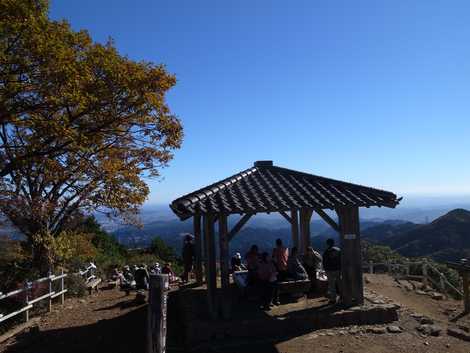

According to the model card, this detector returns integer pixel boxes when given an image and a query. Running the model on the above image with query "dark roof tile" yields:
[170,162,401,220]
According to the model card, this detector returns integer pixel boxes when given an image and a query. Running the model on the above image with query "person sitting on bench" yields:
[231,252,245,272]
[272,238,289,281]
[302,246,323,289]
[257,252,279,309]
[287,247,308,281]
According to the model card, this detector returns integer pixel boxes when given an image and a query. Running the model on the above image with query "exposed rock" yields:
[448,327,470,341]
[421,285,433,292]
[402,282,414,291]
[367,326,386,334]
[415,290,427,295]
[387,325,402,333]
[411,313,423,319]
[430,292,445,300]
[417,324,441,336]
[419,316,434,325]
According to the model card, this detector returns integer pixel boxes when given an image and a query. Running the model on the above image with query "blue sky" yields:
[50,1,470,204]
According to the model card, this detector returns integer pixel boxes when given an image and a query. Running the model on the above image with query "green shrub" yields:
[64,273,87,297]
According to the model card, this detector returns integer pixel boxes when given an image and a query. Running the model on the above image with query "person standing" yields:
[245,245,260,285]
[134,264,150,290]
[322,238,341,304]
[272,238,289,281]
[182,234,195,283]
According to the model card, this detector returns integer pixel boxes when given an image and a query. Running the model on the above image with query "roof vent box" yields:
[254,160,273,167]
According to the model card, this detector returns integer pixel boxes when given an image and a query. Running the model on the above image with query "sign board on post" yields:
[147,274,169,353]
[344,233,356,240]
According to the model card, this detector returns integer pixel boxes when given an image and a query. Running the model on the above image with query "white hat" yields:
[235,252,241,258]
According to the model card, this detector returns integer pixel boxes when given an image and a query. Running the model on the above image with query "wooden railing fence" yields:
[0,269,67,325]
[364,260,463,298]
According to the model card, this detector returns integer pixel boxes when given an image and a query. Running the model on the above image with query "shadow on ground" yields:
[3,305,147,353]
[167,286,352,353]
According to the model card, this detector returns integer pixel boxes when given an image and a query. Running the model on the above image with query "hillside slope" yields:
[385,209,470,261]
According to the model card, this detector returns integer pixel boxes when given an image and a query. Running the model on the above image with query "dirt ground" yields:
[205,274,470,353]
[1,274,470,353]
[0,287,147,353]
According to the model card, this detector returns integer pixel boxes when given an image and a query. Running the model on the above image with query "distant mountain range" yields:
[369,208,470,262]
[112,208,470,263]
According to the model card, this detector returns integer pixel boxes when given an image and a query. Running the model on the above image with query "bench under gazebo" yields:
[170,161,401,319]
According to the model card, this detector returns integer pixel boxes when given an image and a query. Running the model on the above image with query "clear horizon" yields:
[50,1,470,204]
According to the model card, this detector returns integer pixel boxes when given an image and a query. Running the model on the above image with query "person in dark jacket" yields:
[182,234,195,283]
[322,238,341,303]
[287,247,308,280]
[134,264,150,290]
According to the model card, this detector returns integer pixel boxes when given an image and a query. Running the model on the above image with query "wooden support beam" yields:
[228,214,253,242]
[279,210,292,224]
[315,209,339,232]
[218,214,231,319]
[203,214,217,319]
[299,208,313,254]
[291,209,299,249]
[337,206,364,307]
[194,215,203,285]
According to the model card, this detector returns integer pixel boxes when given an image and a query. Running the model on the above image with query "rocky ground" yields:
[193,274,470,353]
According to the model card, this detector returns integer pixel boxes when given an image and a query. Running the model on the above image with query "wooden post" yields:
[48,271,52,312]
[422,261,428,287]
[24,282,30,323]
[219,214,231,319]
[204,214,217,319]
[147,274,169,353]
[291,209,299,249]
[337,206,364,307]
[440,275,446,292]
[60,268,65,305]
[194,215,203,285]
[405,262,410,277]
[369,261,374,274]
[463,272,470,313]
[299,208,313,254]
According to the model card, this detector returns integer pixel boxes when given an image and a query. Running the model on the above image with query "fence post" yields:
[60,268,65,305]
[48,269,53,312]
[147,274,169,353]
[405,262,410,276]
[387,261,392,274]
[440,275,446,292]
[24,281,30,323]
[369,261,373,274]
[422,261,428,287]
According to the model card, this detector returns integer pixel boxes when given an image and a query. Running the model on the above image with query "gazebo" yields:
[170,161,401,319]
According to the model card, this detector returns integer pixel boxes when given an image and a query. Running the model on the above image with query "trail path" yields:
[0,288,147,353]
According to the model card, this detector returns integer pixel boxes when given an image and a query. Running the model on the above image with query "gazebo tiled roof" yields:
[170,161,400,220]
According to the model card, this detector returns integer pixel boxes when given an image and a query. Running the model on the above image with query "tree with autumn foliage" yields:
[0,0,183,273]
